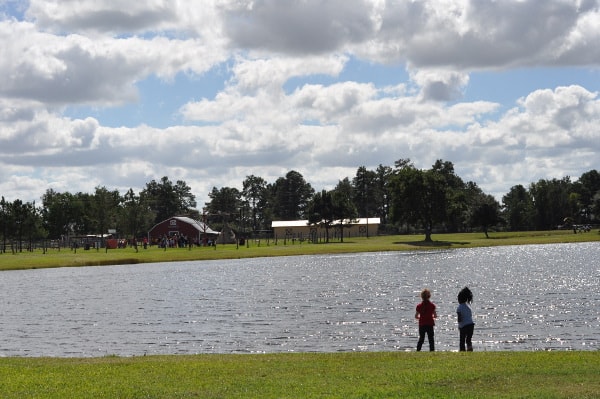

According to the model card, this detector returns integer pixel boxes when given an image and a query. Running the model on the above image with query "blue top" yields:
[457,302,474,328]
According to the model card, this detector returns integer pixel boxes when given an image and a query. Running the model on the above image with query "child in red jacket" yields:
[415,288,437,351]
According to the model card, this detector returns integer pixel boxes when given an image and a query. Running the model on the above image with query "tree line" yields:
[0,176,197,252]
[1,159,599,251]
[203,158,599,241]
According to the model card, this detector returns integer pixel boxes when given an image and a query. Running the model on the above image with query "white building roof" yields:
[272,218,380,228]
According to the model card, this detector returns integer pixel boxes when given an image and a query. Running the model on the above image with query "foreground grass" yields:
[1,352,598,398]
[0,229,598,271]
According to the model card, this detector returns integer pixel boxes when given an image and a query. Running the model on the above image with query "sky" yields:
[1,0,599,210]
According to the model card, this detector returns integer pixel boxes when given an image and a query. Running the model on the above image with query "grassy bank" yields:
[0,229,598,271]
[1,351,598,398]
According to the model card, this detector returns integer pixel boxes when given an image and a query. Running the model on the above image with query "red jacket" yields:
[416,300,436,326]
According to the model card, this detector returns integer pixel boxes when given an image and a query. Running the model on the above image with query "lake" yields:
[0,242,598,357]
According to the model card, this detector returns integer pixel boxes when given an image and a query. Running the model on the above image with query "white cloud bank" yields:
[0,0,599,206]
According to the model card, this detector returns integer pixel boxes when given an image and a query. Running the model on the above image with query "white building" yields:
[271,217,380,240]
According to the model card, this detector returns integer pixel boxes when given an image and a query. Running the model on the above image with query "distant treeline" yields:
[1,159,599,251]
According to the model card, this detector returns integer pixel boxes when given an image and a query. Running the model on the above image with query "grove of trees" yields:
[1,160,599,252]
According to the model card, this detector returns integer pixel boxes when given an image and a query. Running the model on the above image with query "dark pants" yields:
[459,323,475,351]
[417,325,435,351]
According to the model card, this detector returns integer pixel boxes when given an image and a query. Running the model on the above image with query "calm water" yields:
[0,242,598,357]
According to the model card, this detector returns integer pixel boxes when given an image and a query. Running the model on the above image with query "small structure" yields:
[271,217,380,241]
[216,223,237,244]
[148,216,219,246]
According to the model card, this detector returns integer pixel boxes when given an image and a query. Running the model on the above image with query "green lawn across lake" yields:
[1,230,599,398]
[1,229,598,271]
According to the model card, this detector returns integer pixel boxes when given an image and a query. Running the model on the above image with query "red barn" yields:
[148,216,219,246]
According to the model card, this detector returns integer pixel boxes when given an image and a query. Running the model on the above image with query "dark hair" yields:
[420,288,431,301]
[458,287,473,304]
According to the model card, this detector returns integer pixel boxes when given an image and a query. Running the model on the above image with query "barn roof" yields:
[175,216,220,234]
[150,216,220,235]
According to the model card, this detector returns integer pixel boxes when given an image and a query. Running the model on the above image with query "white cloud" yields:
[364,0,600,69]
[409,68,470,102]
[0,0,599,208]
[0,19,227,106]
[222,0,376,54]
[26,0,225,38]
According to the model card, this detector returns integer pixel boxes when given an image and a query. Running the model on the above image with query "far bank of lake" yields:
[1,230,598,270]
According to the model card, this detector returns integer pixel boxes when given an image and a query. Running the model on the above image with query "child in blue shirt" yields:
[457,287,474,351]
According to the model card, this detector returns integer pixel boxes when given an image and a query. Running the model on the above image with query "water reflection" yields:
[0,242,598,357]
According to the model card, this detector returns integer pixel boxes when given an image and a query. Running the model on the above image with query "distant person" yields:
[415,288,437,351]
[457,287,475,351]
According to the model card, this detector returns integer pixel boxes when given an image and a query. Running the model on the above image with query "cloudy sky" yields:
[1,0,599,209]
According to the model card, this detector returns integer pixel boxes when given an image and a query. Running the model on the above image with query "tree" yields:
[205,187,241,215]
[352,166,377,220]
[335,177,354,202]
[90,186,121,243]
[242,175,268,232]
[10,199,26,252]
[174,179,198,215]
[119,188,154,248]
[8,199,42,252]
[576,170,600,203]
[0,197,9,253]
[141,177,196,224]
[574,169,600,223]
[462,181,485,231]
[204,186,242,231]
[394,158,413,169]
[529,177,572,230]
[470,194,502,238]
[374,164,393,226]
[307,190,336,243]
[23,201,44,251]
[502,185,534,231]
[331,182,358,242]
[592,192,600,224]
[74,192,94,235]
[41,189,82,239]
[307,186,358,243]
[257,184,276,232]
[390,166,447,242]
[432,159,467,232]
[271,171,314,220]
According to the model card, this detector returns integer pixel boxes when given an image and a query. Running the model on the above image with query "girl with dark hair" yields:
[457,287,475,351]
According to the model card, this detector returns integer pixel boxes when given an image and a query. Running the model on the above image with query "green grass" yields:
[1,229,599,271]
[0,352,598,398]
